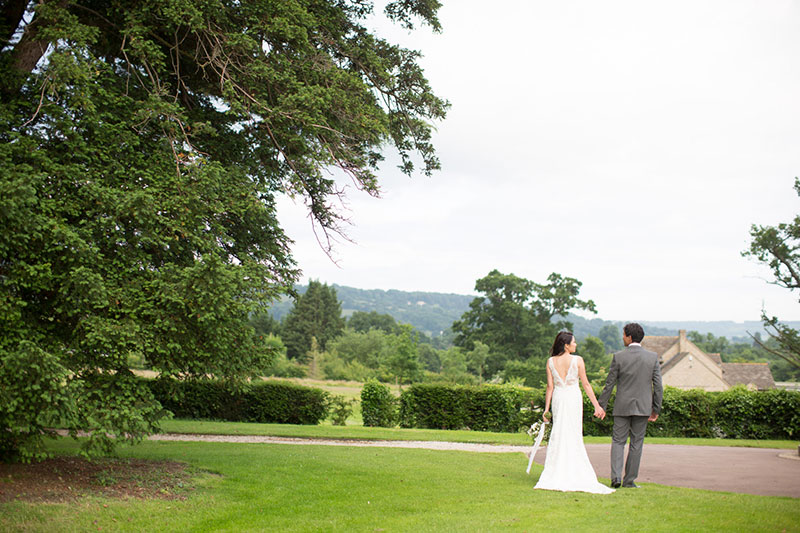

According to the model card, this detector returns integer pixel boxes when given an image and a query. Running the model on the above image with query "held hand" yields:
[593,406,606,420]
[648,412,659,422]
[542,411,551,423]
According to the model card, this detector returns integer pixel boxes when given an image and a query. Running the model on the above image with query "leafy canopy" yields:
[0,0,446,460]
[452,270,596,376]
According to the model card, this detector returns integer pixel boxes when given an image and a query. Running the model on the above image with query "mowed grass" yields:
[1,438,797,532]
[159,419,800,449]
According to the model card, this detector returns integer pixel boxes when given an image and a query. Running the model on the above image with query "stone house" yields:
[640,330,775,392]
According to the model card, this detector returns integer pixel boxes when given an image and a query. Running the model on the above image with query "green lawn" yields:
[2,438,798,532]
[159,419,800,449]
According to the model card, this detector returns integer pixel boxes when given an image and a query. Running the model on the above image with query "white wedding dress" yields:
[534,355,615,494]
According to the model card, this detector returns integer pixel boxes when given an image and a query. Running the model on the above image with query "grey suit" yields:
[598,344,663,487]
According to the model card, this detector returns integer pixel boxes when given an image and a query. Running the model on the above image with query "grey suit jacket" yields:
[598,345,663,417]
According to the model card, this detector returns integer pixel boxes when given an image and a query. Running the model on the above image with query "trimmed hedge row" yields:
[146,379,330,425]
[394,383,800,440]
[398,384,544,433]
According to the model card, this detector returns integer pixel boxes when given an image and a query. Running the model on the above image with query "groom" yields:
[598,323,663,488]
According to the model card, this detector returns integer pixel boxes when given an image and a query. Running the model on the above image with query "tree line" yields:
[249,272,615,387]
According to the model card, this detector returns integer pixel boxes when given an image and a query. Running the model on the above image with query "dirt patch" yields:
[0,456,199,503]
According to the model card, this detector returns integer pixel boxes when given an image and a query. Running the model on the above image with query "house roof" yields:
[721,363,776,390]
[661,351,687,374]
[641,336,677,357]
[707,353,722,365]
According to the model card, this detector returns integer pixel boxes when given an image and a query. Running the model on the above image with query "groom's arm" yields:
[651,356,663,415]
[597,354,619,410]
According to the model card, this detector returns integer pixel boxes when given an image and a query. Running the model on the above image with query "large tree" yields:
[743,178,800,371]
[0,0,446,460]
[452,270,596,376]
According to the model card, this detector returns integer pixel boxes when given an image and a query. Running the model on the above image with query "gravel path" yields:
[149,433,800,498]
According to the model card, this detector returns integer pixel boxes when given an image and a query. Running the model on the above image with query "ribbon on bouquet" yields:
[525,420,548,474]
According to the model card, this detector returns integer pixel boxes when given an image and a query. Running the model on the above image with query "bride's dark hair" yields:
[550,331,574,357]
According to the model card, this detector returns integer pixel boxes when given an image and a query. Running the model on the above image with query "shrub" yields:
[146,379,329,424]
[361,380,396,427]
[398,383,541,432]
[328,395,357,426]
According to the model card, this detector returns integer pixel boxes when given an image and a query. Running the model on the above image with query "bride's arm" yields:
[577,357,603,412]
[543,358,553,421]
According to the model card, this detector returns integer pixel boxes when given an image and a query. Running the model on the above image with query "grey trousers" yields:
[611,415,649,486]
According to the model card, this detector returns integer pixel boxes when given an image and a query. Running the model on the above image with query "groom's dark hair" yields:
[623,323,645,343]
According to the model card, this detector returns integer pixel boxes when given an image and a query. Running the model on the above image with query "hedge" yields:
[146,378,330,425]
[397,384,544,433]
[393,383,800,440]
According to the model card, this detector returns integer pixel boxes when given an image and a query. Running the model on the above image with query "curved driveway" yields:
[576,443,799,498]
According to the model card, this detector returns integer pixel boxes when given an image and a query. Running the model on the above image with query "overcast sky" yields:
[276,0,800,322]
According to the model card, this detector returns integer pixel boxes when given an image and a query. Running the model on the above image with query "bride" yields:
[534,331,615,494]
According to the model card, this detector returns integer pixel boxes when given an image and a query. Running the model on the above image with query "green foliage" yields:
[282,281,346,360]
[320,352,374,382]
[433,346,475,384]
[712,386,800,439]
[360,380,397,427]
[743,178,800,371]
[348,311,398,334]
[501,359,547,388]
[250,312,281,338]
[147,379,329,425]
[645,387,716,438]
[384,324,421,384]
[262,336,307,378]
[601,386,800,439]
[398,383,541,432]
[327,395,357,426]
[328,328,387,369]
[465,341,490,383]
[452,270,596,377]
[597,324,623,351]
[418,343,442,372]
[0,342,76,462]
[1,0,445,460]
[580,336,612,381]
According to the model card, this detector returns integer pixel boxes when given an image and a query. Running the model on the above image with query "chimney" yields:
[678,329,687,353]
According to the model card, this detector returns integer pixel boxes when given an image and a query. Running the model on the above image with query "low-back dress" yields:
[534,355,615,494]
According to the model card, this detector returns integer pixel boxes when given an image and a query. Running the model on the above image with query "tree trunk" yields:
[1,0,30,48]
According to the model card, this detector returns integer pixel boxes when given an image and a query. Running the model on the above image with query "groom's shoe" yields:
[611,479,621,488]
[622,483,640,489]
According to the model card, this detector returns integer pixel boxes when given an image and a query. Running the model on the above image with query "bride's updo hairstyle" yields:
[550,331,574,357]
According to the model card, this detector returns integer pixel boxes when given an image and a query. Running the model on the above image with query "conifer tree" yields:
[282,281,346,360]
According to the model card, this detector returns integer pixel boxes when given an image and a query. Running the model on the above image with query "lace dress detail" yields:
[534,356,614,494]
[552,355,580,388]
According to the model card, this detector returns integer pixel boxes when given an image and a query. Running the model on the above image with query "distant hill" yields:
[267,284,798,340]
[267,284,474,337]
